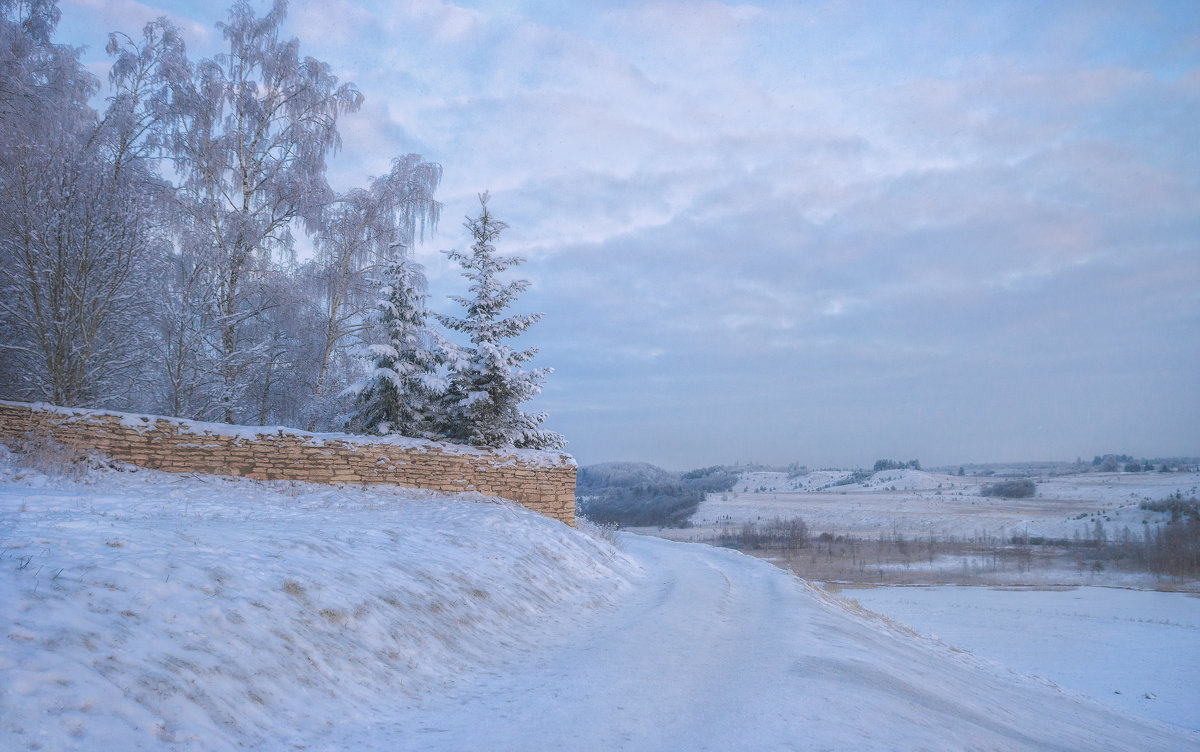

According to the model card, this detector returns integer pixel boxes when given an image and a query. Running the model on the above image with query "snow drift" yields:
[0,447,634,749]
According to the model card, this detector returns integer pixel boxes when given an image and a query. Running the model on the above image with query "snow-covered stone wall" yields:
[0,401,576,525]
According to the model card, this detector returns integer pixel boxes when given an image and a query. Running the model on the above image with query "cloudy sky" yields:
[59,0,1199,469]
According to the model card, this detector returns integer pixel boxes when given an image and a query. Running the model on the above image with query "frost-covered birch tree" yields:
[98,21,184,179]
[152,248,218,418]
[0,0,164,407]
[0,144,159,406]
[304,155,441,429]
[0,0,456,428]
[438,193,564,449]
[159,0,361,423]
[345,248,447,438]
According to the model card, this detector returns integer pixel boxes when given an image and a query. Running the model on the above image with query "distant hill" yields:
[576,463,736,528]
[578,462,678,488]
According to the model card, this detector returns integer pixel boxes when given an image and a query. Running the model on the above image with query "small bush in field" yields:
[1139,498,1200,522]
[4,433,107,481]
[714,517,809,550]
[1146,518,1200,576]
[577,516,622,548]
[981,479,1036,498]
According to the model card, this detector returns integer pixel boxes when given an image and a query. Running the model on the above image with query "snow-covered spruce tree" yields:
[304,155,442,430]
[437,193,564,450]
[344,248,446,439]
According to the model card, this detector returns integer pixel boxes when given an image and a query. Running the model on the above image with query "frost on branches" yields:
[438,194,565,450]
[345,249,446,439]
[0,0,566,448]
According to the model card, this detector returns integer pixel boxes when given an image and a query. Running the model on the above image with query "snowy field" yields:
[692,469,1200,540]
[847,585,1200,732]
[3,452,1198,750]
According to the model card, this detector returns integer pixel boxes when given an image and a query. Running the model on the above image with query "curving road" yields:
[325,534,1198,751]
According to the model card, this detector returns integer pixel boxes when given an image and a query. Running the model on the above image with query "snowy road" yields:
[325,535,1198,752]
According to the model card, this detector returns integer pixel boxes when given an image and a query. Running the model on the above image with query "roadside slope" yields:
[0,450,635,750]
[329,533,1197,751]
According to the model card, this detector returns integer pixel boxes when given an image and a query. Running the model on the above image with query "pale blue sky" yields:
[59,0,1200,469]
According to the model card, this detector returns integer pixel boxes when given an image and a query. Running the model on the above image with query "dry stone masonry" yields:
[0,401,576,525]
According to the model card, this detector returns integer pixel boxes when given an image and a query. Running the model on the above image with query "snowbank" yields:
[0,448,634,749]
[850,585,1200,731]
[326,535,1198,751]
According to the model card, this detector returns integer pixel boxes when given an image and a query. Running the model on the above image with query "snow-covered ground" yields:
[3,452,1198,750]
[326,536,1198,751]
[0,448,635,749]
[692,469,1200,541]
[848,585,1200,731]
[736,469,959,494]
[734,470,853,492]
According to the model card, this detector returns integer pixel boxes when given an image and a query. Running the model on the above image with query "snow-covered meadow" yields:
[3,451,1198,750]
[847,585,1200,732]
[662,468,1200,587]
[696,468,1200,541]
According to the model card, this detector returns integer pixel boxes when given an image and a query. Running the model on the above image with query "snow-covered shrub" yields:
[981,479,1036,498]
[1,433,107,481]
[714,517,810,550]
[576,515,622,548]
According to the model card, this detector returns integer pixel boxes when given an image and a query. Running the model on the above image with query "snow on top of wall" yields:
[2,400,575,468]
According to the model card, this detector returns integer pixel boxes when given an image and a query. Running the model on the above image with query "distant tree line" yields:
[873,459,921,472]
[1145,518,1200,576]
[1140,497,1200,522]
[1090,455,1189,473]
[1064,505,1200,578]
[713,517,809,550]
[0,0,560,449]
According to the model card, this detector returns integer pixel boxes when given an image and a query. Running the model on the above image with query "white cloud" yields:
[405,0,485,44]
[289,0,375,47]
[62,0,211,47]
